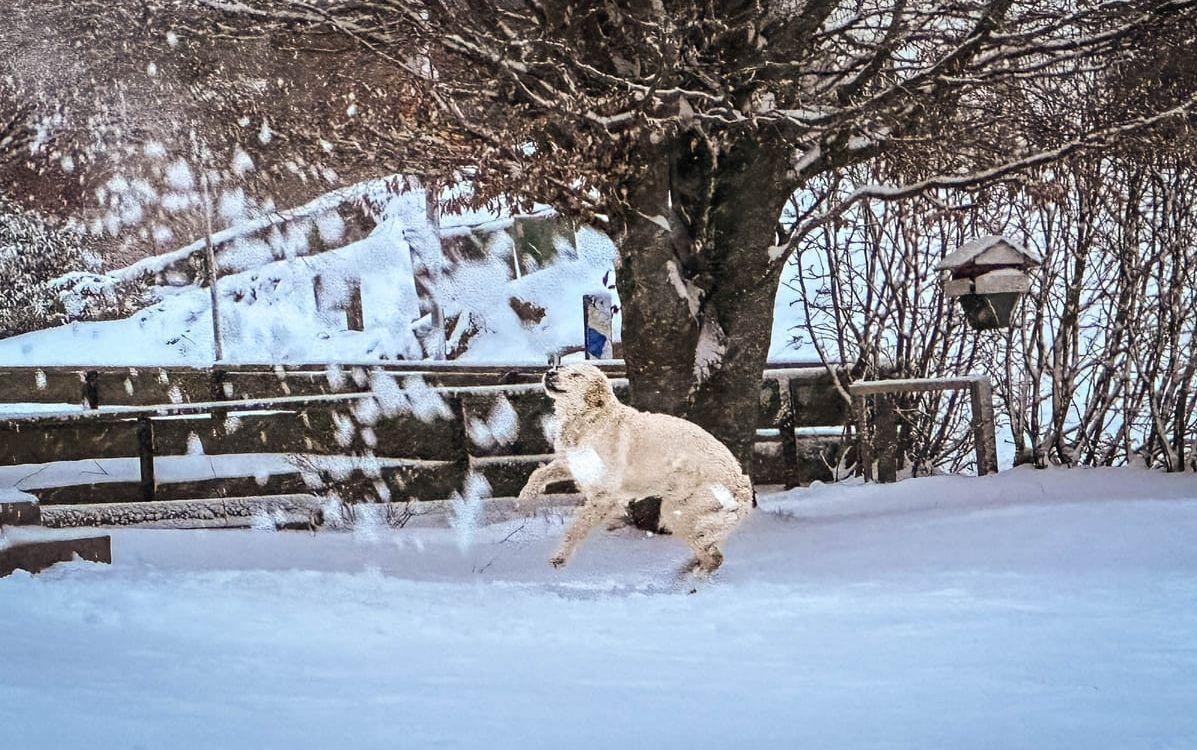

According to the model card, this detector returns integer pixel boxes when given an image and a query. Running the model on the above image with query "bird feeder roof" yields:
[936,234,1043,271]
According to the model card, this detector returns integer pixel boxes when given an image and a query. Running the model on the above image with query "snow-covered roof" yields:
[936,234,1042,271]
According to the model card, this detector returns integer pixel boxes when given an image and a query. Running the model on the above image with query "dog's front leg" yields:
[550,499,617,568]
[518,459,572,500]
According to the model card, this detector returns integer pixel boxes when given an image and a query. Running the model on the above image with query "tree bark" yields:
[615,135,790,472]
[615,144,699,419]
[687,138,790,468]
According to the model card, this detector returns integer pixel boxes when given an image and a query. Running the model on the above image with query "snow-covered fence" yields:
[0,362,600,408]
[0,534,112,577]
[1,488,111,578]
[0,362,849,518]
[849,375,998,482]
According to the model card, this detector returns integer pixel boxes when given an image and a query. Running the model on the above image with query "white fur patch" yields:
[710,484,737,510]
[566,447,605,485]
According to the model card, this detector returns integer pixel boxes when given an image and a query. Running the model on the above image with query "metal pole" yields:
[192,131,224,363]
[417,179,446,359]
[200,169,224,362]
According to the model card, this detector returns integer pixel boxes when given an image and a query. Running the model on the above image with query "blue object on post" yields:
[582,293,614,360]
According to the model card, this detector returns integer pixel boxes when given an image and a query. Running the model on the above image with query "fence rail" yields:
[0,362,850,516]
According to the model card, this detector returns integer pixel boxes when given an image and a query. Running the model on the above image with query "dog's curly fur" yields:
[519,364,753,576]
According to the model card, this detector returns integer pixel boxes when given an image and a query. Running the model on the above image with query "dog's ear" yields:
[584,380,607,409]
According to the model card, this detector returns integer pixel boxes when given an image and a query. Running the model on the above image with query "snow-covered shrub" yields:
[788,157,1197,473]
[47,271,153,324]
[0,197,99,337]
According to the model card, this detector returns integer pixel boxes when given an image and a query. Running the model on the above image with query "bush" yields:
[0,196,95,338]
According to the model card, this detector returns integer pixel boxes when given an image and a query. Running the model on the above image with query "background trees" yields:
[0,0,438,266]
[0,196,94,338]
[4,1,1195,477]
[790,149,1197,475]
[193,0,1197,474]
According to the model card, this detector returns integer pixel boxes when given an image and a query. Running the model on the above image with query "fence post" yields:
[777,377,800,488]
[137,417,156,502]
[970,378,999,475]
[875,394,898,483]
[83,370,100,409]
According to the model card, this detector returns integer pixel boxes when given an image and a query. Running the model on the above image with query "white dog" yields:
[519,364,753,576]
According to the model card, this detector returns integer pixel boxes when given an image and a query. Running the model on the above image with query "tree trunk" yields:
[615,136,790,473]
[687,137,789,468]
[615,147,700,419]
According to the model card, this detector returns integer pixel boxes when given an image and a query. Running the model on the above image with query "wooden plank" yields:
[970,378,999,476]
[31,459,463,508]
[41,495,325,530]
[875,394,898,483]
[0,368,85,404]
[88,369,216,407]
[0,362,849,406]
[849,376,984,396]
[0,406,468,465]
[0,535,112,577]
[0,501,41,526]
[0,420,136,465]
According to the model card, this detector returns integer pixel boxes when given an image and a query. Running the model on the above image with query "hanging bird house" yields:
[937,235,1042,330]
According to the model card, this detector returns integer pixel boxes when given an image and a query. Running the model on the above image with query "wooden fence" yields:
[0,362,851,517]
[849,375,998,482]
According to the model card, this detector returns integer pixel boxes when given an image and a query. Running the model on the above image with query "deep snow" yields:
[3,466,1196,748]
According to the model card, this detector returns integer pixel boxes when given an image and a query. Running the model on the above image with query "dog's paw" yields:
[605,517,630,532]
[549,555,567,569]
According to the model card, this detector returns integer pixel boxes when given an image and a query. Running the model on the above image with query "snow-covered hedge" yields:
[0,197,99,338]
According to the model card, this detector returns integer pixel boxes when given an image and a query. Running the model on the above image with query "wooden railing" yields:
[0,362,851,515]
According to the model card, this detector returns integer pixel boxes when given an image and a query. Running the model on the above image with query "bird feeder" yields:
[937,235,1042,330]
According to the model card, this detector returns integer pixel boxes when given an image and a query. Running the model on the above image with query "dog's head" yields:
[543,364,615,414]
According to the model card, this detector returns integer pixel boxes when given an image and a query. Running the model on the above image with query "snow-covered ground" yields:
[0,179,816,367]
[3,466,1195,748]
[0,190,628,365]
